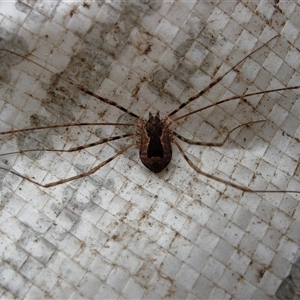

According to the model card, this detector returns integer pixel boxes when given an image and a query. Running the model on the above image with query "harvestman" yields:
[0,35,300,193]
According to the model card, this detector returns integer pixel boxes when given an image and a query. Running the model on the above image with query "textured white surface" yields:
[0,1,300,299]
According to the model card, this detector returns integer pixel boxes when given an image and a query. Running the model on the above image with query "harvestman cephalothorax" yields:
[0,35,300,193]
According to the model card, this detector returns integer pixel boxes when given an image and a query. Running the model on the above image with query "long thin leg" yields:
[172,139,299,193]
[0,133,136,156]
[167,35,279,118]
[0,122,136,135]
[0,142,137,188]
[171,86,300,123]
[174,120,265,146]
[0,49,139,119]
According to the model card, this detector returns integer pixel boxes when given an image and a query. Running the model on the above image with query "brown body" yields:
[139,113,172,173]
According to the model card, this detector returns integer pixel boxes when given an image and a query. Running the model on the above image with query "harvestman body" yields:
[0,35,300,193]
[139,112,172,173]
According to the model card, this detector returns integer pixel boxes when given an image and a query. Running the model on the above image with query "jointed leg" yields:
[171,86,300,123]
[0,49,139,119]
[173,120,265,146]
[172,139,299,193]
[168,35,279,118]
[0,133,136,156]
[0,142,137,188]
[0,122,136,135]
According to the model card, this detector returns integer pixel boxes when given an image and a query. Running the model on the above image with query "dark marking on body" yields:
[139,112,172,173]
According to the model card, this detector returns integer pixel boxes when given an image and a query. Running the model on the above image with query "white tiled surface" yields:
[0,1,300,299]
